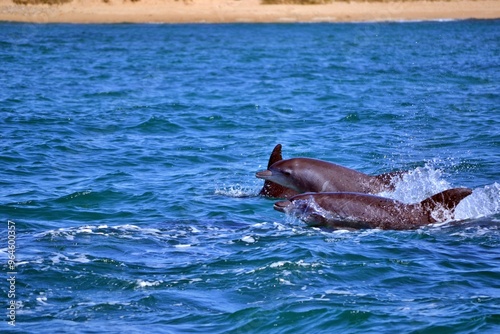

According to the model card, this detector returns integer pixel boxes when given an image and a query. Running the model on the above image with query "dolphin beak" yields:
[273,200,291,212]
[256,169,272,180]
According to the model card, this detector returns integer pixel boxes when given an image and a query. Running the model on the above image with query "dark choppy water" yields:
[1,20,499,333]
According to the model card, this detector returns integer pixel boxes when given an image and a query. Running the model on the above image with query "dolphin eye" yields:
[282,170,292,176]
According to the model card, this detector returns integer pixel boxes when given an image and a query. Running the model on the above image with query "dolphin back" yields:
[374,170,407,190]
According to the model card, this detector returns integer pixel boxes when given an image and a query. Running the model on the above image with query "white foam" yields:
[379,164,500,223]
[325,289,352,295]
[174,244,191,248]
[268,260,320,269]
[50,253,66,265]
[71,254,91,263]
[136,279,162,288]
[190,226,201,233]
[50,252,90,264]
[450,226,495,238]
[241,235,256,243]
[382,164,451,203]
[36,296,48,305]
[332,229,352,234]
[214,183,258,197]
[278,278,294,285]
[454,183,500,220]
[36,224,163,241]
[273,222,288,231]
[270,261,289,268]
[79,227,94,234]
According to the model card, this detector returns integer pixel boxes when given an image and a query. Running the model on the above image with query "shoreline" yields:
[0,0,499,24]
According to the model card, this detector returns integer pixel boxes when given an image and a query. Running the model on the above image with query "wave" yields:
[34,224,163,241]
[126,115,184,134]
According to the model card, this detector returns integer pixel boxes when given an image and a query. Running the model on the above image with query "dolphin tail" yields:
[420,187,473,223]
[259,144,298,199]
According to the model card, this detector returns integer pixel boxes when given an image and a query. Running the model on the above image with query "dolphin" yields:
[256,156,404,196]
[273,188,473,230]
[258,144,299,199]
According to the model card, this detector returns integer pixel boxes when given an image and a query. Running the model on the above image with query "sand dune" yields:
[0,0,498,23]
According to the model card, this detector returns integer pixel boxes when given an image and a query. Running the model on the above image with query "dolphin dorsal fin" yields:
[267,144,284,168]
[259,144,298,199]
[420,188,473,222]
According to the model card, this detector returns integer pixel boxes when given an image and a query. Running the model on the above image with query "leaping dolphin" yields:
[257,151,404,196]
[273,188,473,230]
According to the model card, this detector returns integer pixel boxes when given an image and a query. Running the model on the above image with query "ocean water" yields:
[0,20,499,333]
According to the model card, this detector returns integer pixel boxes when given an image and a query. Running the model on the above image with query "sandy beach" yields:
[0,0,498,24]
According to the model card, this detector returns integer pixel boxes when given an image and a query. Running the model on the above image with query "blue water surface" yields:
[0,20,499,333]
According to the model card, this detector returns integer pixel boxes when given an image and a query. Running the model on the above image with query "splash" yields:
[382,164,500,222]
[381,163,451,203]
[214,184,258,198]
[454,183,500,221]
